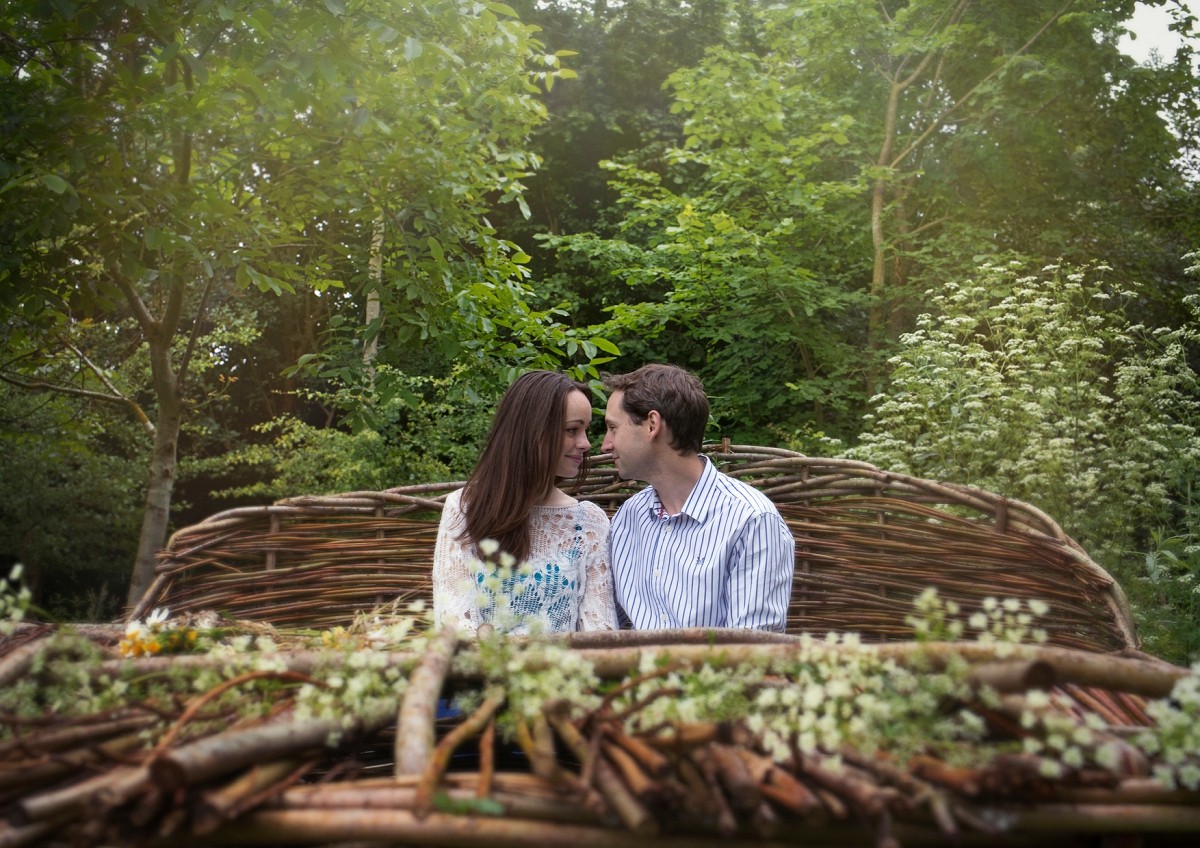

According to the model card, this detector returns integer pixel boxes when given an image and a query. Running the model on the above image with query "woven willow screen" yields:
[134,445,1136,653]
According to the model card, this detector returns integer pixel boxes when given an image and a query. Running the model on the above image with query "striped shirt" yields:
[609,456,795,631]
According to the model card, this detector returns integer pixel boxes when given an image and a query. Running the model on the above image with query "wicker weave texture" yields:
[135,445,1137,651]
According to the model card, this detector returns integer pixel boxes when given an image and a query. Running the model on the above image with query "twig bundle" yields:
[2,624,1196,848]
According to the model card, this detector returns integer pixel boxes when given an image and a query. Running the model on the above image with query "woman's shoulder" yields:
[440,487,466,521]
[576,498,610,527]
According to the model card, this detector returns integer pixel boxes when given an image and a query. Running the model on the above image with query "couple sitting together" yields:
[432,364,796,635]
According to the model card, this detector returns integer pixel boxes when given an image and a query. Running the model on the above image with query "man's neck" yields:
[651,454,705,516]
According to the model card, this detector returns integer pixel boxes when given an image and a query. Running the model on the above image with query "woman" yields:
[433,371,618,635]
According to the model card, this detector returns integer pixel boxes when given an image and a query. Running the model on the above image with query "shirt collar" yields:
[645,455,716,524]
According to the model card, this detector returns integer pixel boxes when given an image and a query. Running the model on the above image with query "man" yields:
[601,364,795,631]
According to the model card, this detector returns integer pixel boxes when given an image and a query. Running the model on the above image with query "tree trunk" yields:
[362,213,384,382]
[125,336,185,612]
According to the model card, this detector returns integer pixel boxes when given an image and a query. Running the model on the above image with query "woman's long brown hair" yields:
[460,371,592,562]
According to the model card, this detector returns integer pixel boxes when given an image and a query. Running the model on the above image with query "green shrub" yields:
[851,260,1200,662]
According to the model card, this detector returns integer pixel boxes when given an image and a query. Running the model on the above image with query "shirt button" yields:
[660,613,668,623]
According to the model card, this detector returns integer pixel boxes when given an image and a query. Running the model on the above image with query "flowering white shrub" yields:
[851,262,1200,561]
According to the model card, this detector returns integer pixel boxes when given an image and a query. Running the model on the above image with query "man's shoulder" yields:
[706,466,780,514]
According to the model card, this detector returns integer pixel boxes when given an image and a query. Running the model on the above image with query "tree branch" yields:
[0,371,154,436]
[889,0,1077,170]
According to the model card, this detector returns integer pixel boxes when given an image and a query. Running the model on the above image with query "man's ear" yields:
[645,410,663,441]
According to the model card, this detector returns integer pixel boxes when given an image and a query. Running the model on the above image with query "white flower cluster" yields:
[1136,663,1200,790]
[0,564,32,635]
[1017,689,1120,779]
[491,638,601,721]
[967,596,1049,654]
[850,260,1200,567]
[293,648,409,744]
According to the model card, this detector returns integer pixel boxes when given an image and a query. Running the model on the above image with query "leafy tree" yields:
[538,0,1197,441]
[0,0,583,609]
[0,382,143,622]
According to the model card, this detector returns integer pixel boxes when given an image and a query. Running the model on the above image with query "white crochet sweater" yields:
[432,489,618,635]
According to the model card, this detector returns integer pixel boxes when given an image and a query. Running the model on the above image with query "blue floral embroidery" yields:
[472,504,589,633]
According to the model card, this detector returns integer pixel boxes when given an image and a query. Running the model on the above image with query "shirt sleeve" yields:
[577,503,618,631]
[432,490,481,636]
[726,509,795,632]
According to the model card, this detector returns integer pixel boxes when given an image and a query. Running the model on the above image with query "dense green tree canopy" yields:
[535,0,1198,440]
[0,0,598,607]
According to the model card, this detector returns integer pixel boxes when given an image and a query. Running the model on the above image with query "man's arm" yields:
[726,510,795,631]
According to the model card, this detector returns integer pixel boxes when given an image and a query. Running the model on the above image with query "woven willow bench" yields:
[133,444,1137,652]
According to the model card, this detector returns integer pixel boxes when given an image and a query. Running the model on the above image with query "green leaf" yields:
[323,0,346,15]
[487,2,519,18]
[181,51,208,84]
[592,337,620,355]
[41,174,69,194]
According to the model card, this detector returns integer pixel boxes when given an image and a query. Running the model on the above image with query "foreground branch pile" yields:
[2,607,1199,848]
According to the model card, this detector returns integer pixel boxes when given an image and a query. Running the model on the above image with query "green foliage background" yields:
[2,0,1199,661]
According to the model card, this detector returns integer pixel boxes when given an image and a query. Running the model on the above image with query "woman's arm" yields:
[432,490,481,635]
[577,503,618,631]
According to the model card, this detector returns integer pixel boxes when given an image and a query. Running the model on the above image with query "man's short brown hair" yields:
[602,364,708,454]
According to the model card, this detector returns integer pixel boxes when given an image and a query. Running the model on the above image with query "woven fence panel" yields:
[137,446,1137,650]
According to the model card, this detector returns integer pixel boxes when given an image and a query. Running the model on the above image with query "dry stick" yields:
[1066,683,1137,726]
[153,670,321,755]
[0,638,49,692]
[979,802,1200,833]
[272,781,604,824]
[708,743,761,811]
[0,730,146,792]
[606,727,671,778]
[394,626,460,776]
[192,757,313,835]
[757,770,824,817]
[642,722,726,751]
[0,713,155,758]
[565,641,1191,698]
[689,747,739,836]
[514,717,558,784]
[15,762,151,826]
[90,648,423,681]
[907,753,984,801]
[543,700,658,836]
[476,717,495,800]
[601,740,658,803]
[200,806,787,848]
[514,716,607,817]
[839,748,959,835]
[734,747,827,819]
[994,692,1151,779]
[578,717,606,790]
[531,713,559,779]
[966,659,1057,694]
[150,705,393,791]
[414,691,505,819]
[798,752,896,818]
[0,818,57,848]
